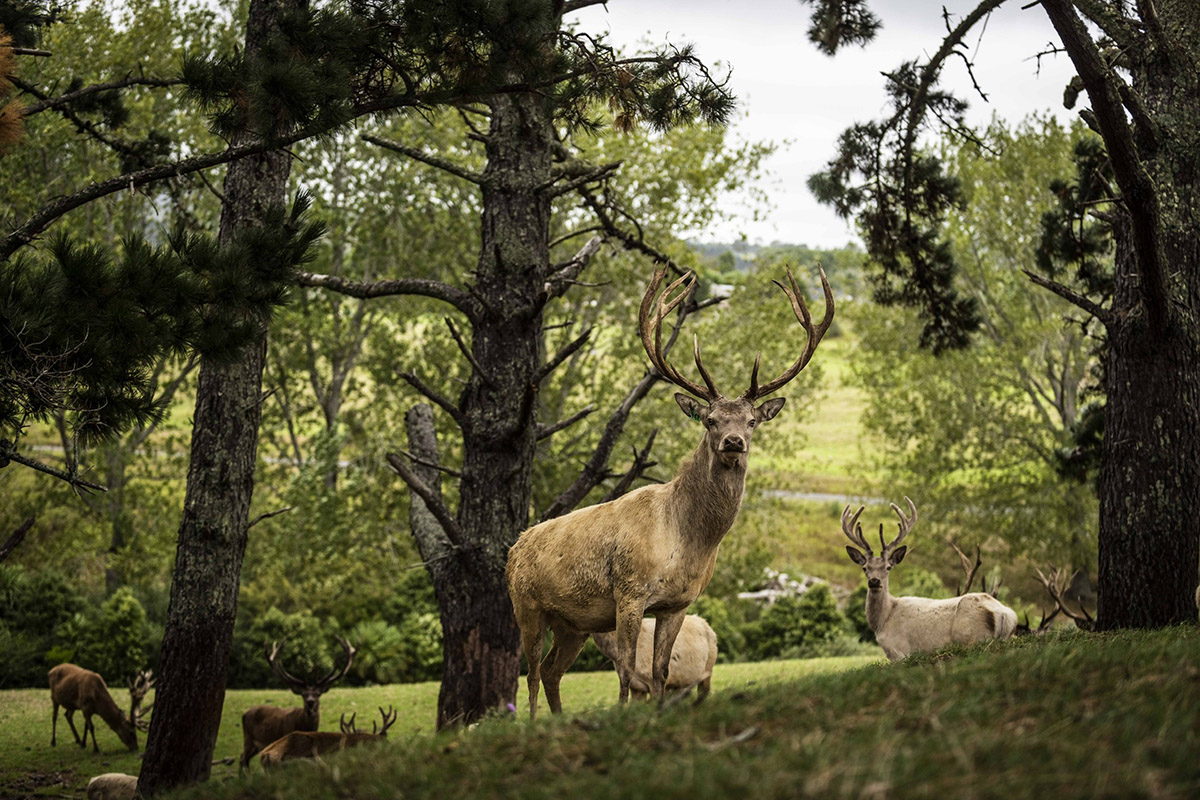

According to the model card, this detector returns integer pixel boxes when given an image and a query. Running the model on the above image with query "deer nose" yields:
[721,435,745,452]
[868,578,882,590]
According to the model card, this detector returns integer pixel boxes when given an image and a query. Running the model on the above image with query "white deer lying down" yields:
[842,498,1017,661]
[591,615,718,703]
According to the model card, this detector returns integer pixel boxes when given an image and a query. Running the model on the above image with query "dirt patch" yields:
[0,769,80,800]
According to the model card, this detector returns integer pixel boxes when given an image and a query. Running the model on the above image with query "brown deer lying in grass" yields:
[258,706,396,769]
[508,265,833,718]
[49,665,153,753]
[591,614,718,703]
[239,636,355,772]
[842,499,1018,661]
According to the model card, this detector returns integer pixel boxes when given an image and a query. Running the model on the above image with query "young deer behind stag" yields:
[842,499,1017,660]
[49,664,153,753]
[508,265,833,718]
[258,706,396,769]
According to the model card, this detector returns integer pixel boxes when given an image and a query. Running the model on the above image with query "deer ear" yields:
[889,545,907,565]
[755,397,785,422]
[675,393,706,422]
[845,546,867,566]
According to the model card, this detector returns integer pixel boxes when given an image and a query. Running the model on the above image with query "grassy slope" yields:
[0,657,873,798]
[156,627,1199,800]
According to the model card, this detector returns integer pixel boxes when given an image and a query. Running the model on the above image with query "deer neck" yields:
[865,586,895,632]
[94,693,129,730]
[671,437,747,548]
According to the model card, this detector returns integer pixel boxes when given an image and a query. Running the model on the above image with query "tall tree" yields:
[136,0,302,792]
[804,0,1199,628]
[301,2,735,727]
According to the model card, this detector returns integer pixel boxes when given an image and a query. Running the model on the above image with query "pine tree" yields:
[803,0,1200,628]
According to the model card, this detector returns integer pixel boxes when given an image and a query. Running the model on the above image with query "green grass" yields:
[151,627,1198,800]
[0,657,874,797]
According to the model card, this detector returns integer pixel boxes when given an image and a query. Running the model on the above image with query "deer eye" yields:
[748,419,756,428]
[704,417,715,428]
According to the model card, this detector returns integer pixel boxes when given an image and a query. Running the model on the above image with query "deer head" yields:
[842,497,917,593]
[639,264,834,467]
[266,636,356,718]
[340,706,397,738]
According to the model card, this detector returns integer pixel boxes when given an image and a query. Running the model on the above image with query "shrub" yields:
[228,607,334,689]
[395,611,442,683]
[348,619,406,685]
[746,584,847,660]
[74,587,148,680]
[690,594,746,662]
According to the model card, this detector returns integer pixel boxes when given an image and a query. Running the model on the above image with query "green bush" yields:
[348,619,406,685]
[227,607,335,689]
[0,566,87,688]
[746,584,847,660]
[73,587,148,680]
[844,585,873,643]
[690,594,747,662]
[394,611,442,683]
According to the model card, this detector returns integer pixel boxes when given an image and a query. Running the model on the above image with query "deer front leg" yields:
[650,609,686,702]
[51,703,58,746]
[614,603,645,704]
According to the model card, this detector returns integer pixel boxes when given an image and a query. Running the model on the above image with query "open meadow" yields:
[4,629,1196,799]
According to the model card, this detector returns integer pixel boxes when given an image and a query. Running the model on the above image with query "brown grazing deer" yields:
[48,664,153,753]
[508,265,833,718]
[842,499,1018,661]
[239,636,355,772]
[258,706,396,769]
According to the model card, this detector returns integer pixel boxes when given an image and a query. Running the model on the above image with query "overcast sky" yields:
[573,0,1079,248]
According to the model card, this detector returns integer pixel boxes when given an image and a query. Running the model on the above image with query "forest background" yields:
[1,0,1101,691]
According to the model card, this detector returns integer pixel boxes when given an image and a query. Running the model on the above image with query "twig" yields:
[0,516,35,564]
[247,506,295,529]
[704,725,759,752]
[385,452,465,547]
[444,317,496,388]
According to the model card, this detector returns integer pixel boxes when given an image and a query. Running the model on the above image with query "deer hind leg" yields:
[695,675,711,705]
[515,605,547,721]
[649,610,686,703]
[83,712,99,752]
[64,709,84,747]
[51,702,58,746]
[541,628,588,715]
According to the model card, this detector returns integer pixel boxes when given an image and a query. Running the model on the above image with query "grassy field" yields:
[36,627,1191,800]
[0,656,876,798]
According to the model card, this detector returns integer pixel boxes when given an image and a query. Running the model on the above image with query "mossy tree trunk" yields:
[137,0,295,793]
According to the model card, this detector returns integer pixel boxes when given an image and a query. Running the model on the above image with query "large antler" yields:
[840,504,871,554]
[312,635,357,690]
[743,265,835,401]
[128,669,155,731]
[373,705,397,736]
[881,497,917,557]
[1033,566,1095,631]
[639,266,720,402]
[266,636,357,690]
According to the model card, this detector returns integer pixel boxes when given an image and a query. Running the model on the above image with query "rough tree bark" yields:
[1040,0,1200,628]
[137,0,295,793]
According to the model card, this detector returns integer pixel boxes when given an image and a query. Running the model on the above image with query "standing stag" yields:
[508,265,833,718]
[842,499,1017,661]
[239,636,355,772]
[48,664,153,753]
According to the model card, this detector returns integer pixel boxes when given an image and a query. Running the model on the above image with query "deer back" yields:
[49,664,128,727]
[259,730,385,768]
[242,704,315,752]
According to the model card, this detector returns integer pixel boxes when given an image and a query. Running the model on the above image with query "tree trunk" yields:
[1095,9,1200,628]
[415,85,555,728]
[137,1,295,793]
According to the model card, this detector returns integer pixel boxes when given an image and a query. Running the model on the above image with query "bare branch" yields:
[563,0,608,12]
[395,449,462,478]
[398,370,467,428]
[0,441,107,494]
[544,235,603,301]
[599,429,658,503]
[0,516,35,564]
[11,47,52,57]
[444,317,496,388]
[362,133,483,184]
[542,160,622,198]
[296,271,478,319]
[536,326,593,383]
[386,451,464,549]
[537,404,596,441]
[1022,269,1113,326]
[247,506,295,529]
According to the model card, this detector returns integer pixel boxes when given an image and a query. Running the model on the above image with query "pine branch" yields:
[20,76,183,116]
[11,47,51,57]
[562,0,609,12]
[362,133,484,184]
[394,449,462,478]
[537,404,596,441]
[0,441,107,494]
[1041,0,1167,331]
[10,76,148,163]
[542,160,622,197]
[577,188,687,277]
[295,271,478,319]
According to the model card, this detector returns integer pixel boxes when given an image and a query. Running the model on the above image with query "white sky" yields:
[574,0,1079,248]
